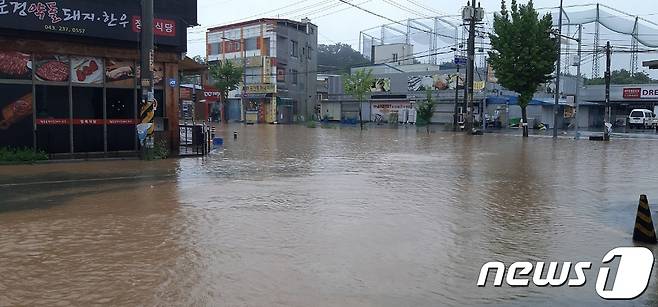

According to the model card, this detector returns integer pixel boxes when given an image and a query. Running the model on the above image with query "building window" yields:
[292,69,298,84]
[290,40,299,58]
[392,53,398,63]
[36,85,70,154]
[263,38,271,56]
[223,41,241,54]
[106,88,136,152]
[307,47,312,60]
[210,43,219,55]
[277,67,286,82]
[245,37,258,51]
[72,87,104,153]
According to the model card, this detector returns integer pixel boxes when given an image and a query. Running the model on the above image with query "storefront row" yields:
[0,47,181,156]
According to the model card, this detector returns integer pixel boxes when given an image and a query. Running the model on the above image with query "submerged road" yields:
[1,125,658,306]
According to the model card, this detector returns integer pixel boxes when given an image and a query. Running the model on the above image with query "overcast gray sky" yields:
[187,0,658,76]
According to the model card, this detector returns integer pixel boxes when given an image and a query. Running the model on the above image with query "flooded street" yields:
[2,124,658,306]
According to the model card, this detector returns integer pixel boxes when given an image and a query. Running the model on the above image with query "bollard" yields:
[633,195,657,244]
[233,131,238,140]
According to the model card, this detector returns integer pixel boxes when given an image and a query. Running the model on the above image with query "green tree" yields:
[343,69,374,130]
[416,89,435,134]
[585,69,658,85]
[209,60,243,122]
[489,0,559,137]
[318,43,369,74]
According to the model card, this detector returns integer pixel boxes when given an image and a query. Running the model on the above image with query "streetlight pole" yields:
[553,0,564,139]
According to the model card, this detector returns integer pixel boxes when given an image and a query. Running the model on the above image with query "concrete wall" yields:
[373,43,414,65]
[274,21,318,120]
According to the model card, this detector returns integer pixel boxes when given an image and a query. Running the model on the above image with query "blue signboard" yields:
[454,56,468,66]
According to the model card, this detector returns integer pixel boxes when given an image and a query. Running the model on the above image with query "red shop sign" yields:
[623,88,642,99]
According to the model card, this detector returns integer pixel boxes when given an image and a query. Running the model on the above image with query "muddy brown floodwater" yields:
[2,125,658,306]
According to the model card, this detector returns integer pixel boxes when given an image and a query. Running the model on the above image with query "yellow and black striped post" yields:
[633,195,657,244]
[140,100,155,139]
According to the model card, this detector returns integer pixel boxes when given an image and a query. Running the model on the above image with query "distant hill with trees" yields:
[585,69,658,85]
[317,43,370,75]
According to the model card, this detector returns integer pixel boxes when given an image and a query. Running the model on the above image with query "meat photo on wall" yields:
[105,59,135,87]
[0,84,34,149]
[71,57,103,84]
[0,51,32,80]
[34,55,70,82]
[135,63,165,87]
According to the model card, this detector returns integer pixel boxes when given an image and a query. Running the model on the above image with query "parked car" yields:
[628,109,657,129]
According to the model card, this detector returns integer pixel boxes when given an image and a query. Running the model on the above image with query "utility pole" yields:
[453,64,460,131]
[575,25,583,139]
[222,36,248,123]
[604,41,611,141]
[465,0,477,132]
[553,0,564,139]
[139,0,155,154]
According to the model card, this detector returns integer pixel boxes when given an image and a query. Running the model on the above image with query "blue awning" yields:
[486,95,547,106]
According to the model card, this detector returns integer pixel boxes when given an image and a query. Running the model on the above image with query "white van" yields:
[628,109,657,129]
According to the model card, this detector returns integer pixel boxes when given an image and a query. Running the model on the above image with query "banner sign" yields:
[36,118,138,125]
[623,87,658,99]
[371,78,391,92]
[0,0,182,46]
[408,74,464,91]
[246,83,275,94]
[203,85,220,102]
[371,102,411,122]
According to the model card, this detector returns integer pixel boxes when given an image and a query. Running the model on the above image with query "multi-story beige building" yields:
[206,18,317,123]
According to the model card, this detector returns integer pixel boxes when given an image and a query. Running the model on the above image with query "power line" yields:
[313,0,374,20]
[403,0,445,16]
[381,0,432,18]
[336,0,456,40]
[188,0,320,34]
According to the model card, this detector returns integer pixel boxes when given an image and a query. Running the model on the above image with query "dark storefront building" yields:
[0,0,197,157]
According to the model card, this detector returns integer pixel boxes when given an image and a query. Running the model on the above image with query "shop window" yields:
[35,85,70,154]
[0,84,33,149]
[73,87,104,153]
[0,52,33,80]
[155,89,165,118]
[107,88,136,152]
